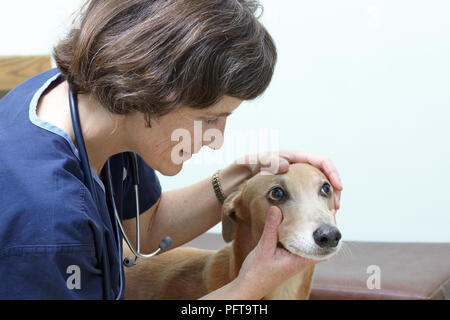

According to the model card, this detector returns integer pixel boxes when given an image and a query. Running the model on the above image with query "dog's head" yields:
[222,163,341,260]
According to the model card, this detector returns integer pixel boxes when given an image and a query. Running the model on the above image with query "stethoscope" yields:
[68,89,172,299]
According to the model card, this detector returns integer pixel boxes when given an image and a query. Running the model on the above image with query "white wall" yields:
[2,0,449,243]
[0,0,84,56]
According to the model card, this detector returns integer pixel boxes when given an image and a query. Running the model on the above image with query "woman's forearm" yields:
[199,277,262,300]
[145,162,251,250]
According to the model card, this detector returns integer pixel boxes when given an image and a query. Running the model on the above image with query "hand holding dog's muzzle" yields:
[236,206,321,299]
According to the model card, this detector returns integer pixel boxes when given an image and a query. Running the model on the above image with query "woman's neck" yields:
[36,80,128,176]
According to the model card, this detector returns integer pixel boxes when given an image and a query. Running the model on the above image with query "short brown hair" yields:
[54,0,277,126]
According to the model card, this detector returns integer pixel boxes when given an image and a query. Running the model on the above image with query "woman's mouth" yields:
[179,150,192,160]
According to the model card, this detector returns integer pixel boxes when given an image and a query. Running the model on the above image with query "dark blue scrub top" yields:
[0,69,162,299]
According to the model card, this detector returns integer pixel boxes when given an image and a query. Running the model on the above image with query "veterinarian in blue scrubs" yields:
[0,0,342,300]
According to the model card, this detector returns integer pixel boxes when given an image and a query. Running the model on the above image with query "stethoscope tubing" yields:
[68,88,171,299]
[69,89,113,300]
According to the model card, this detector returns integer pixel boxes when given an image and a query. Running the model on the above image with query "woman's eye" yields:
[320,183,331,195]
[205,118,219,125]
[269,187,286,201]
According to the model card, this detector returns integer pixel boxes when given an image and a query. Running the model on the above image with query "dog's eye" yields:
[320,183,331,196]
[269,187,286,202]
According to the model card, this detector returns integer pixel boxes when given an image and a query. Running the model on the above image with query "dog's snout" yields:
[313,226,341,248]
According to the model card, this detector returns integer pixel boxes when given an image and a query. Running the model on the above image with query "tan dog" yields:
[124,163,342,300]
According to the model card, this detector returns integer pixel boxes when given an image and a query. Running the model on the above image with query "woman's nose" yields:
[203,122,226,150]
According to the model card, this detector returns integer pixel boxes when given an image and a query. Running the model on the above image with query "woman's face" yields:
[123,96,242,176]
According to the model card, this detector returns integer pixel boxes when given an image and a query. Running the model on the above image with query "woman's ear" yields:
[221,188,243,243]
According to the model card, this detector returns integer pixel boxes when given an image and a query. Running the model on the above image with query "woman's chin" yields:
[141,152,188,176]
[158,162,184,176]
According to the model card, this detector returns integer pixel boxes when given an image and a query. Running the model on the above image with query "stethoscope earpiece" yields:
[123,257,137,268]
[159,237,173,251]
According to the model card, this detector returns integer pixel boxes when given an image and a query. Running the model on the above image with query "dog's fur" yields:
[124,163,341,300]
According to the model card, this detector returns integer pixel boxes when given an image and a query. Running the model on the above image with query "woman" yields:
[0,0,342,299]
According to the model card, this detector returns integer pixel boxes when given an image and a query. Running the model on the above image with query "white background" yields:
[1,0,449,242]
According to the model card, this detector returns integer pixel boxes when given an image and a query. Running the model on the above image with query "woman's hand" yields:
[235,206,321,299]
[234,149,343,211]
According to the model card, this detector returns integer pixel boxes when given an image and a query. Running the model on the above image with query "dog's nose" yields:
[313,225,341,248]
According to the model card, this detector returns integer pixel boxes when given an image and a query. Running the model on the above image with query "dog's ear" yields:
[221,188,242,243]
